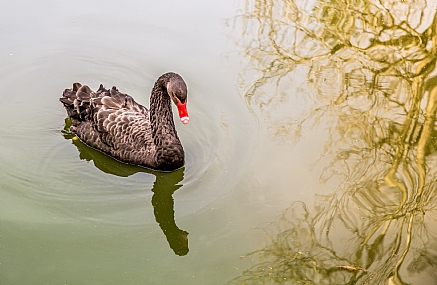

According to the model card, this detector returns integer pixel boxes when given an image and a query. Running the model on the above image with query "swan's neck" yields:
[149,80,184,169]
[150,85,176,138]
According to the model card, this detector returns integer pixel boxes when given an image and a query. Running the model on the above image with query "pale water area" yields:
[2,0,437,284]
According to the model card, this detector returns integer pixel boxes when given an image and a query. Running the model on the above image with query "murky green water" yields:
[2,0,437,284]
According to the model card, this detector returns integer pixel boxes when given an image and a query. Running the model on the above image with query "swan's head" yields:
[167,74,189,124]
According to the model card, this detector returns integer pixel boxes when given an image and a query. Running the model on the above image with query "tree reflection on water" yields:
[231,0,437,284]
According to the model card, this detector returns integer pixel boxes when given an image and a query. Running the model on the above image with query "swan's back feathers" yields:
[60,83,158,168]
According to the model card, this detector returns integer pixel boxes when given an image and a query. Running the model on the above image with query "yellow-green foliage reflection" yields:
[231,0,437,284]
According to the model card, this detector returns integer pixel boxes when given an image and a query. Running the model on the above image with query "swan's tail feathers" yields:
[60,82,147,128]
[60,83,94,125]
[72,82,82,92]
[97,84,106,92]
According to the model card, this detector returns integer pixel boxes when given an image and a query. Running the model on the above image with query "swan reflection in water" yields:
[62,119,189,256]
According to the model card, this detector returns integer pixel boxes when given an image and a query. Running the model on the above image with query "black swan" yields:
[60,72,189,172]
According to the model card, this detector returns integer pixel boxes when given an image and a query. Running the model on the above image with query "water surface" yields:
[1,1,315,284]
[2,0,437,284]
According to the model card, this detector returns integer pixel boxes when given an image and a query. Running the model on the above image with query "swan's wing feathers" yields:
[73,82,82,92]
[61,82,155,166]
[59,90,75,107]
[61,82,148,123]
[60,83,95,123]
[76,85,92,101]
[101,90,126,109]
[101,87,147,112]
[95,109,112,132]
[89,87,152,149]
[124,95,136,109]
[97,84,105,92]
[94,109,151,151]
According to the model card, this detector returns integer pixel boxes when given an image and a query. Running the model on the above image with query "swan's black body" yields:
[60,72,188,171]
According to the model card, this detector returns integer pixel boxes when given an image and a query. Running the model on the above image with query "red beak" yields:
[177,101,189,124]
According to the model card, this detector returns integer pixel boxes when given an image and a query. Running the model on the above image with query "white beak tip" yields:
[180,116,190,124]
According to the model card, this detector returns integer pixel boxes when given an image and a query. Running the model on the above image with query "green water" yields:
[2,1,437,284]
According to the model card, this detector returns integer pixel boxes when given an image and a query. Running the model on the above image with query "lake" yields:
[2,0,437,284]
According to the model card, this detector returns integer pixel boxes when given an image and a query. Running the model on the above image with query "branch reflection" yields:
[62,121,189,256]
[232,0,437,283]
